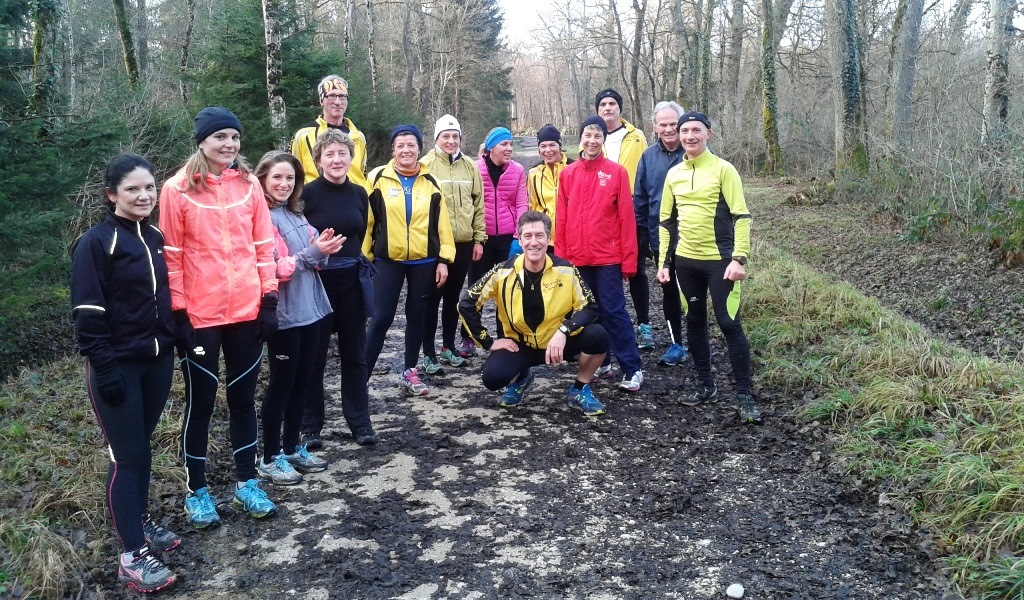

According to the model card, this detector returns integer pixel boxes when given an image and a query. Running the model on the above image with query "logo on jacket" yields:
[597,171,612,187]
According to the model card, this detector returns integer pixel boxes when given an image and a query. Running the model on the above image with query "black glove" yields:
[257,293,279,341]
[90,358,125,407]
[637,231,651,262]
[173,309,202,359]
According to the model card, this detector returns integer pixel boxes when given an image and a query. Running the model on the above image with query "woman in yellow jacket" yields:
[364,124,455,396]
[526,124,572,251]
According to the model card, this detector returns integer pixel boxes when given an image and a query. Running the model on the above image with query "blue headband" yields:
[484,127,513,151]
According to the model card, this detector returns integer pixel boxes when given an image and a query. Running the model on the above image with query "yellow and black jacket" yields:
[526,154,572,246]
[363,161,455,264]
[658,148,751,267]
[290,116,368,187]
[458,254,599,350]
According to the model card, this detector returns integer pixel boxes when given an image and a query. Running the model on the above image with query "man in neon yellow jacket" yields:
[290,75,369,187]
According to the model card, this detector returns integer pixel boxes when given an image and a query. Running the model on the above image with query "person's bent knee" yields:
[577,324,610,355]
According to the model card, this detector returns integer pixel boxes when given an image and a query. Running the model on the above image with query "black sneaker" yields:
[300,432,322,450]
[142,515,181,552]
[118,546,177,593]
[680,384,718,406]
[737,394,762,424]
[355,429,377,446]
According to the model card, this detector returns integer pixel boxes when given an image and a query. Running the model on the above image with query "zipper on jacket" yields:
[134,220,162,357]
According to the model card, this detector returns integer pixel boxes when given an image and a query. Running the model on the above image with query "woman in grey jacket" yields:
[254,151,345,485]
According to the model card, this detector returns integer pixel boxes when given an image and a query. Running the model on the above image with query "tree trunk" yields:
[723,0,744,132]
[366,0,380,103]
[344,0,354,57]
[180,0,196,104]
[32,0,62,120]
[402,0,414,106]
[135,0,148,77]
[629,0,647,125]
[948,0,974,53]
[981,0,1014,146]
[885,0,924,153]
[263,0,287,148]
[828,0,868,175]
[761,0,782,174]
[671,0,686,103]
[111,0,140,86]
[697,0,715,112]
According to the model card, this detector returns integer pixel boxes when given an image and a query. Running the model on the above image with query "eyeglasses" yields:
[324,93,349,101]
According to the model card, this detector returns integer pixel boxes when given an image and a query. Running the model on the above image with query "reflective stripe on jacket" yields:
[363,161,456,264]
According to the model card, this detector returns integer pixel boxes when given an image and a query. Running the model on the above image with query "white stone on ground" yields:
[726,583,745,598]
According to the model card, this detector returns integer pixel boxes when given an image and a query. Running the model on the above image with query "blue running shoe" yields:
[184,487,221,529]
[658,343,688,366]
[636,323,655,351]
[500,368,535,407]
[567,383,605,416]
[233,479,277,519]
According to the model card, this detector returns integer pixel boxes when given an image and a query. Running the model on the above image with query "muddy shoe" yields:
[118,546,177,593]
[401,368,429,396]
[567,383,605,416]
[737,394,762,424]
[500,368,535,408]
[438,348,466,367]
[355,429,378,446]
[285,444,329,473]
[418,355,446,376]
[233,479,276,519]
[680,384,717,407]
[657,343,687,367]
[458,337,478,358]
[299,431,323,450]
[636,323,655,351]
[184,487,221,529]
[594,364,615,380]
[142,515,181,552]
[258,454,303,485]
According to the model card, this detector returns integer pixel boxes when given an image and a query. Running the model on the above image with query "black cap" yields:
[579,115,609,139]
[594,88,623,111]
[194,107,242,144]
[677,111,712,130]
[537,124,562,145]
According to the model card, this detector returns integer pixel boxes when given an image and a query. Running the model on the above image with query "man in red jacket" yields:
[555,116,644,392]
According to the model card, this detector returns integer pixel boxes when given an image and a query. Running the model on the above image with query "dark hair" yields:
[254,151,305,215]
[517,210,551,238]
[104,153,155,192]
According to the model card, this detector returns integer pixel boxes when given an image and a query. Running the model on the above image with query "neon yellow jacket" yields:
[419,148,487,244]
[658,149,751,266]
[290,116,368,188]
[363,161,455,264]
[526,154,572,246]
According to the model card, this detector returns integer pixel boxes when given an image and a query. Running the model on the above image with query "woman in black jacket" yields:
[70,154,178,594]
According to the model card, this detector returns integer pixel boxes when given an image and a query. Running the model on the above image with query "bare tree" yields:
[885,0,924,153]
[629,0,648,124]
[344,0,355,57]
[761,0,782,173]
[982,0,1014,146]
[402,0,415,105]
[180,0,196,104]
[263,0,288,148]
[723,0,745,132]
[112,0,140,86]
[697,0,716,111]
[366,0,380,103]
[135,0,148,77]
[828,0,868,174]
[32,0,62,119]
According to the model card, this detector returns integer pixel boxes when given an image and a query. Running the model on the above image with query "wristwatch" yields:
[558,324,570,334]
[731,256,747,266]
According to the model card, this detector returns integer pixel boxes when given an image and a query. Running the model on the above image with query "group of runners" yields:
[69,73,758,593]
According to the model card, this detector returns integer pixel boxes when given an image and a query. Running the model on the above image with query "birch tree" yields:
[885,0,923,153]
[982,0,1014,146]
[112,0,140,86]
[262,0,287,148]
[180,0,196,104]
[761,0,782,173]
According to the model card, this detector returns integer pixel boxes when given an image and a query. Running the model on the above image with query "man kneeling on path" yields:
[459,211,610,416]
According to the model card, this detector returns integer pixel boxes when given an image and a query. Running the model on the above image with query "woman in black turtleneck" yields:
[300,129,377,447]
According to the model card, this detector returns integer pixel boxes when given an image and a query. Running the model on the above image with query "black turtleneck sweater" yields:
[301,176,368,263]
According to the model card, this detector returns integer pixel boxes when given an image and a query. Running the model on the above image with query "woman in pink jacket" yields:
[460,127,527,356]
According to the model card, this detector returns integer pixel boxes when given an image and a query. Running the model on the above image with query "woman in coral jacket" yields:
[159,107,280,528]
[462,126,527,356]
[71,153,178,594]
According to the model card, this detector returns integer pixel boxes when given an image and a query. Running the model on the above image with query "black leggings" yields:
[263,318,324,460]
[180,320,262,491]
[424,241,474,354]
[661,254,683,345]
[88,353,173,552]
[629,237,651,324]
[305,267,372,436]
[366,259,437,372]
[674,257,751,394]
[481,324,609,391]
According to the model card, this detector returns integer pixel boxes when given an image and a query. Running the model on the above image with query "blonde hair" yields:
[181,149,252,193]
[254,151,305,214]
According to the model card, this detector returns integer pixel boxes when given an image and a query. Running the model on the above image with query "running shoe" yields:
[738,394,763,424]
[618,370,644,392]
[567,383,605,416]
[594,364,616,379]
[401,368,429,396]
[355,428,378,446]
[184,487,220,529]
[299,431,322,450]
[458,337,477,358]
[285,444,328,472]
[257,454,303,485]
[681,383,718,406]
[636,323,655,351]
[118,546,176,593]
[438,348,467,367]
[141,515,181,552]
[418,355,446,375]
[232,479,277,519]
[500,368,535,408]
[657,343,688,367]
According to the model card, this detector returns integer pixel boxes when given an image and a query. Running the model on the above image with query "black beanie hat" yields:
[594,88,623,111]
[390,123,423,147]
[537,124,562,145]
[579,115,609,139]
[677,111,712,130]
[194,107,243,145]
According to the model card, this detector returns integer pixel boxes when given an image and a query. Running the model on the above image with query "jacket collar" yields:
[682,148,714,168]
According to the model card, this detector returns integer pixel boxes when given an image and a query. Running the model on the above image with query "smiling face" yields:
[518,220,550,268]
[489,139,514,166]
[321,90,348,125]
[263,161,296,204]
[437,130,461,155]
[106,167,157,222]
[198,128,241,173]
[392,134,421,171]
[598,97,621,127]
[654,108,681,150]
[538,141,562,165]
[580,126,605,160]
[319,142,352,184]
[678,120,712,159]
